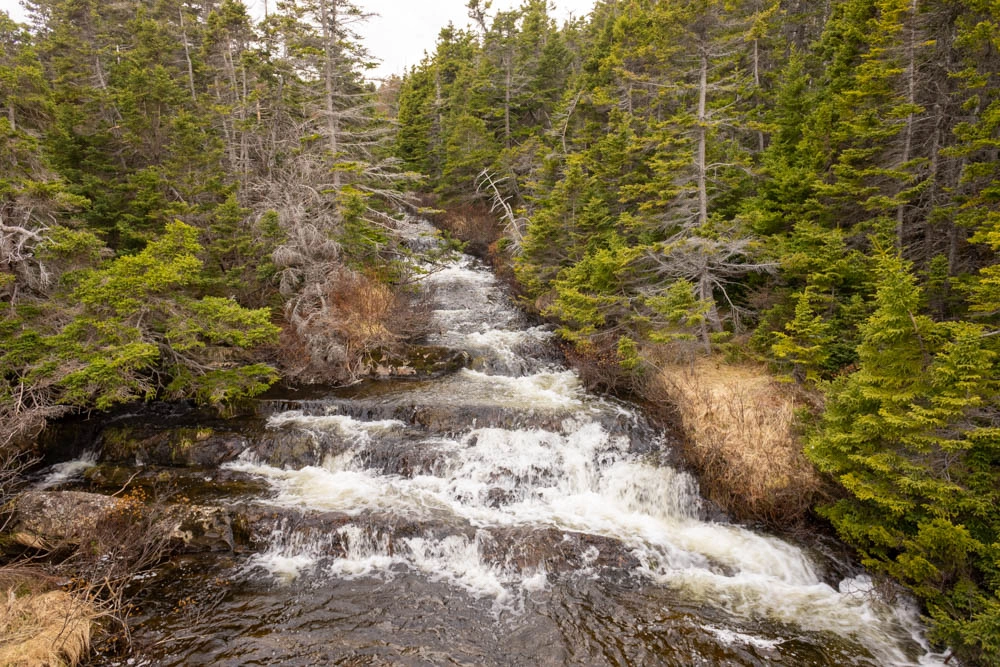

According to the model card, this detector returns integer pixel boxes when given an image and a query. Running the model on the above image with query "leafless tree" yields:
[642,225,777,345]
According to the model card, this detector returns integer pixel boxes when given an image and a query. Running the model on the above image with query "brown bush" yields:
[431,202,501,259]
[0,495,171,666]
[643,353,824,528]
[561,336,638,395]
[279,268,431,384]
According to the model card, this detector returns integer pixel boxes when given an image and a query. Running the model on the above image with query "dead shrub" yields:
[44,487,175,657]
[561,336,638,395]
[0,446,35,535]
[61,488,173,604]
[643,352,823,527]
[280,267,429,383]
[432,202,501,258]
[0,451,173,664]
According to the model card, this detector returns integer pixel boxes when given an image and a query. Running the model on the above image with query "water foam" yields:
[267,412,405,441]
[233,242,945,664]
[448,369,586,407]
[36,450,98,489]
[247,520,334,582]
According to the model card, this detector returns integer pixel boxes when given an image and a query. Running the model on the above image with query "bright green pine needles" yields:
[4,222,279,413]
[808,253,1000,661]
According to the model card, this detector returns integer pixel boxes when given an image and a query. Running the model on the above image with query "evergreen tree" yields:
[771,287,833,383]
[809,251,1000,662]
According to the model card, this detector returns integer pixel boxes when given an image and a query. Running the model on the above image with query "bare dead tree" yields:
[0,217,51,303]
[641,227,777,344]
[476,168,527,252]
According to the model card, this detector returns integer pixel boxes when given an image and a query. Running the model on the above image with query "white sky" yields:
[0,0,596,79]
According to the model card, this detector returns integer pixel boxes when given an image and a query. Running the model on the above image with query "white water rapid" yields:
[210,219,948,666]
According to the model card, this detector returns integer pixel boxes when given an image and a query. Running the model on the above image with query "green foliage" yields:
[771,288,832,383]
[545,235,640,345]
[1,0,418,442]
[439,114,499,196]
[616,335,641,372]
[6,0,1000,659]
[2,221,279,418]
[75,220,203,315]
[337,186,388,262]
[808,254,1000,663]
[642,279,709,345]
[167,364,280,409]
[167,296,278,351]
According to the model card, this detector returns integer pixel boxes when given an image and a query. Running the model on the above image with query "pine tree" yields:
[809,250,1000,662]
[771,288,833,383]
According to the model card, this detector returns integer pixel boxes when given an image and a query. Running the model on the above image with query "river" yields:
[42,219,946,666]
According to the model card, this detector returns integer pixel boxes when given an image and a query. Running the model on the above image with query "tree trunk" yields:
[180,7,197,102]
[896,0,919,251]
[697,48,709,227]
[753,38,765,153]
[320,0,341,188]
[503,59,513,149]
[241,56,249,175]
[698,274,721,352]
[923,105,942,262]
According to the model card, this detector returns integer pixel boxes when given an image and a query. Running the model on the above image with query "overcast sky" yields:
[0,0,596,79]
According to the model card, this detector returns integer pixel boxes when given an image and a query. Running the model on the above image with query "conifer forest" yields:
[2,0,1000,665]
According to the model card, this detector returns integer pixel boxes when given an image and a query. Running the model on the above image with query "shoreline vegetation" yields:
[644,355,825,529]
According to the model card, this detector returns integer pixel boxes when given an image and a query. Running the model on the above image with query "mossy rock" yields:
[96,426,247,467]
[81,465,270,503]
[369,345,470,379]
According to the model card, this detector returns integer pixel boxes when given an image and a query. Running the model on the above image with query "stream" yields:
[40,219,946,666]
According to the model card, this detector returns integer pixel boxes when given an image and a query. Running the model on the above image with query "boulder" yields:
[98,425,248,467]
[12,490,121,548]
[164,505,235,553]
[478,526,641,573]
[81,465,270,503]
[12,490,238,553]
[368,346,470,380]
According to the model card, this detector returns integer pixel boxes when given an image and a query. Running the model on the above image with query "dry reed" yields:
[0,587,95,667]
[646,355,823,527]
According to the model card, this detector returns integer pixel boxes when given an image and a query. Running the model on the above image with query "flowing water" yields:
[47,220,947,666]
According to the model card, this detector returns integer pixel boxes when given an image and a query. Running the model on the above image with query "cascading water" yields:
[65,219,945,665]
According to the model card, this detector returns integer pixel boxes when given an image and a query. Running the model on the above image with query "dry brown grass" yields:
[645,353,823,527]
[0,586,95,667]
[0,489,175,665]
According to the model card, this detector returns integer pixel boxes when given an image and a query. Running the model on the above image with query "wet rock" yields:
[12,490,121,547]
[36,400,222,465]
[80,465,271,503]
[368,346,470,380]
[98,424,248,467]
[250,432,331,470]
[238,505,357,551]
[235,506,479,559]
[165,505,235,553]
[410,405,569,434]
[13,490,239,554]
[354,438,446,477]
[486,488,516,507]
[479,526,641,574]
